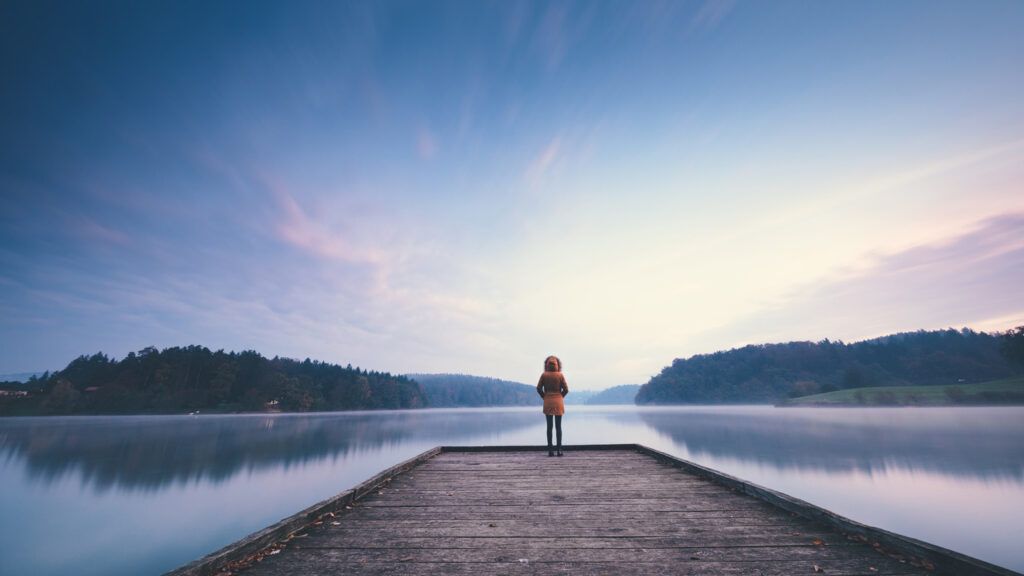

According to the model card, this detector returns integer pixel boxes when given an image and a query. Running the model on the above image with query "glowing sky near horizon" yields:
[1,1,1023,388]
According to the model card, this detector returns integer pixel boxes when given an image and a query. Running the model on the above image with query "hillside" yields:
[564,389,597,404]
[636,328,1019,405]
[779,377,1024,406]
[586,384,641,405]
[0,346,426,416]
[408,374,538,407]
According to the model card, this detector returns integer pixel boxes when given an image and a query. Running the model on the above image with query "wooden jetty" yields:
[166,444,1020,576]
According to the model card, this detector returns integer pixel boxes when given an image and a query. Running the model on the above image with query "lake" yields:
[1,405,1022,575]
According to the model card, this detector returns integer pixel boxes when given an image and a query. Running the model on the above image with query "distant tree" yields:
[0,346,427,416]
[787,380,820,399]
[1001,326,1024,371]
[841,366,864,389]
[41,379,80,414]
[409,374,536,407]
[636,328,1018,404]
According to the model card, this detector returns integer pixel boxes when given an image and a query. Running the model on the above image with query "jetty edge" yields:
[164,444,1020,576]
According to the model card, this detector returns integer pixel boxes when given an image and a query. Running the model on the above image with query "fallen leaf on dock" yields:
[813,565,824,573]
[812,538,825,546]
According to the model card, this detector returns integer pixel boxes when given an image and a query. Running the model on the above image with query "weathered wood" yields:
[239,543,927,575]
[354,498,771,510]
[242,557,921,576]
[335,506,783,520]
[161,447,443,576]
[293,535,856,550]
[165,445,1020,576]
[320,515,805,527]
[274,543,907,563]
[632,444,1021,576]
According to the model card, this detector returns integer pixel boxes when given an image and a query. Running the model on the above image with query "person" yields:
[536,355,569,456]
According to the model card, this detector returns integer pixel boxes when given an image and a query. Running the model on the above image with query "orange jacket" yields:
[537,356,569,397]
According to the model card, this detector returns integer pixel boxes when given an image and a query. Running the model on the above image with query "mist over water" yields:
[1,406,1022,575]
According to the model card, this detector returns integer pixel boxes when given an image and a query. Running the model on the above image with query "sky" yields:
[1,0,1023,389]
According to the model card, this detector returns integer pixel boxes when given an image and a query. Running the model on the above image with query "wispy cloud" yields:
[270,185,383,265]
[416,126,438,159]
[704,212,1024,347]
[70,216,130,246]
[525,136,562,183]
[690,0,736,32]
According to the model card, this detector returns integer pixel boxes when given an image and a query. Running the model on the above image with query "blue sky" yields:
[1,0,1023,388]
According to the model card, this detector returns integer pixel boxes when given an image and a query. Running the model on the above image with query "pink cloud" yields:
[690,0,736,32]
[71,216,131,246]
[706,212,1024,346]
[417,126,438,159]
[268,184,382,265]
[525,136,562,183]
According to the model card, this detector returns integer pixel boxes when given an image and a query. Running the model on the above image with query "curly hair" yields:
[544,355,562,372]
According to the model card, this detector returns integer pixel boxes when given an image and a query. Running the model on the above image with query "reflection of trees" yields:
[3,408,1019,493]
[0,411,537,491]
[633,408,1024,480]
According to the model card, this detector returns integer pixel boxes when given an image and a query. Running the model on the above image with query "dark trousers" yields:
[545,414,562,447]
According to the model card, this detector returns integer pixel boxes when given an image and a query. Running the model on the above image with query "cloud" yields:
[690,0,736,32]
[416,126,438,159]
[71,216,130,246]
[703,212,1024,347]
[269,185,383,265]
[525,136,561,183]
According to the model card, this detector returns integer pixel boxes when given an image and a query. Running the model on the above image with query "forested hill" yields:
[0,346,426,416]
[408,374,538,407]
[636,328,1020,405]
[586,384,641,405]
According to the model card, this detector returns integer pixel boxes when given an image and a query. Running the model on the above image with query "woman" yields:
[536,355,569,456]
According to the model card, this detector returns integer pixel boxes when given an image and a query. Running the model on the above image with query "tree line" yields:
[636,327,1024,405]
[408,373,538,407]
[3,327,1022,414]
[0,346,426,415]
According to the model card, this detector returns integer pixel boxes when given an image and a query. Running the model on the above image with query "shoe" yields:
[557,449,563,457]
[548,450,555,457]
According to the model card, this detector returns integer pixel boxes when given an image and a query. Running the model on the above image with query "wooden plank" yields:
[334,507,785,520]
[162,445,1018,576]
[305,511,844,531]
[262,543,904,563]
[291,535,863,550]
[354,499,773,511]
[440,444,640,452]
[161,447,442,576]
[295,526,853,543]
[243,557,920,576]
[240,544,922,574]
[632,445,1020,576]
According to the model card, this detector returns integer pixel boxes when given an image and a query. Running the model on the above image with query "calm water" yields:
[1,406,1022,575]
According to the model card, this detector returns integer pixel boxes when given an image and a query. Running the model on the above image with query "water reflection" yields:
[0,406,1021,575]
[631,406,1024,480]
[0,410,539,491]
